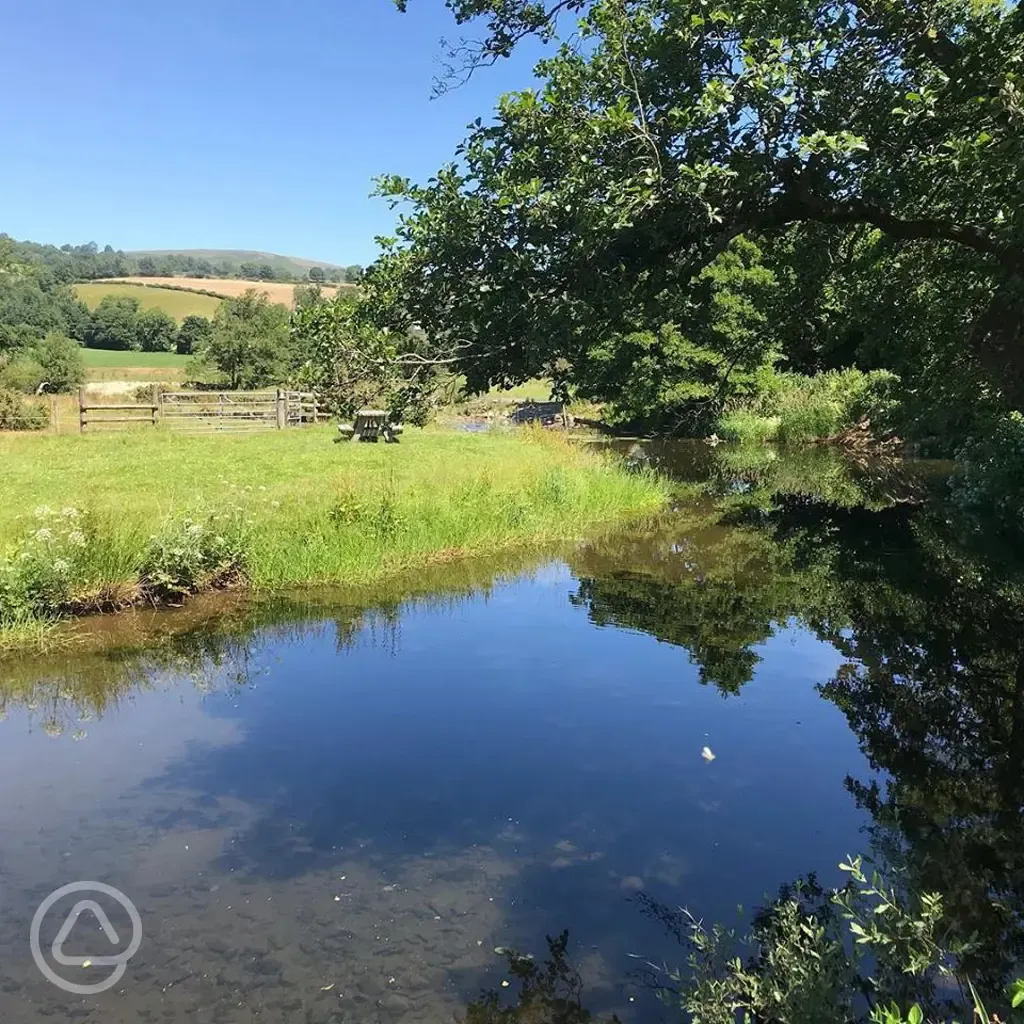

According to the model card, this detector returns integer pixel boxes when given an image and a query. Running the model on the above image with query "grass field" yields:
[77,347,191,385]
[74,282,222,320]
[97,277,355,308]
[81,349,190,369]
[0,428,666,648]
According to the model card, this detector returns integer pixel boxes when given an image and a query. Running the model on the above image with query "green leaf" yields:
[908,1004,923,1024]
[1010,978,1024,1008]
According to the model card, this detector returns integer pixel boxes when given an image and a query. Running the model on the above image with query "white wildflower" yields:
[33,505,54,519]
[53,558,70,574]
[61,507,80,520]
[68,531,86,547]
[34,528,53,542]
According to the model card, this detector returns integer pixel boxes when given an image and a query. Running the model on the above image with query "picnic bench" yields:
[509,400,572,428]
[337,409,403,443]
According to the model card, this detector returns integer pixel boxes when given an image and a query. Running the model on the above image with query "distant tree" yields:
[0,324,38,352]
[0,276,70,341]
[136,256,158,277]
[135,307,178,352]
[238,262,261,280]
[204,290,290,389]
[86,296,140,350]
[343,265,363,284]
[176,314,213,355]
[308,267,326,284]
[257,263,276,281]
[35,331,85,392]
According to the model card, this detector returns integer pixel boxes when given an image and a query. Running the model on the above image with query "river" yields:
[0,442,1019,1022]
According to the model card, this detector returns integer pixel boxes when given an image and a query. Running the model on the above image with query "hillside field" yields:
[101,277,354,307]
[74,282,221,320]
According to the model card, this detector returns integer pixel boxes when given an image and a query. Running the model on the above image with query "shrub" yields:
[0,506,91,623]
[717,369,900,445]
[952,412,1024,535]
[35,331,85,392]
[663,856,999,1024]
[0,354,46,394]
[0,388,48,430]
[139,512,248,602]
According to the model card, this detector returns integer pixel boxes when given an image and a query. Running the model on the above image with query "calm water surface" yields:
[0,443,1020,1022]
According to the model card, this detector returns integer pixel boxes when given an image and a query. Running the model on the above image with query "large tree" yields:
[378,0,1024,411]
[86,296,140,351]
[202,290,289,389]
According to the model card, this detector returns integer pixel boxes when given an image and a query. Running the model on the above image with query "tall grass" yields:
[716,369,899,446]
[0,426,666,648]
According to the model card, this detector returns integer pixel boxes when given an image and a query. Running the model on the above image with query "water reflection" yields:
[0,443,1021,1020]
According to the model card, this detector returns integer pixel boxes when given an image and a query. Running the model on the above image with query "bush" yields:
[0,354,46,394]
[35,331,85,392]
[0,506,91,623]
[717,369,900,445]
[952,412,1024,534]
[664,856,1006,1024]
[0,388,48,430]
[139,512,248,602]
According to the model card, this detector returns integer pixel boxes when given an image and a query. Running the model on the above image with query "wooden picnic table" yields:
[337,409,403,443]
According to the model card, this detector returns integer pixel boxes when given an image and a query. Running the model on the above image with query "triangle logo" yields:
[51,900,122,967]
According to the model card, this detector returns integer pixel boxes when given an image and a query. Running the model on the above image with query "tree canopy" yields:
[376,0,1024,426]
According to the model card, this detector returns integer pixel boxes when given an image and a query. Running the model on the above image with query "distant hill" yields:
[127,249,344,277]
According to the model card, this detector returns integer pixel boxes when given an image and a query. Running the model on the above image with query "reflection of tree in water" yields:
[571,446,1024,992]
[815,521,1024,991]
[569,493,832,694]
[464,932,619,1024]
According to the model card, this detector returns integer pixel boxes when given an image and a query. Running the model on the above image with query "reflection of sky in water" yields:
[0,564,873,1022]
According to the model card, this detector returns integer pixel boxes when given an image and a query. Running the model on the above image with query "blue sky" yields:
[0,0,543,265]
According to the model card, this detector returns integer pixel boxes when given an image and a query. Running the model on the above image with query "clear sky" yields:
[0,0,542,266]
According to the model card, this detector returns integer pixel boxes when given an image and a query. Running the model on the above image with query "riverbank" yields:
[0,426,667,652]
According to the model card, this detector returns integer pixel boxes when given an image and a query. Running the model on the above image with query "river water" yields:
[0,442,1020,1022]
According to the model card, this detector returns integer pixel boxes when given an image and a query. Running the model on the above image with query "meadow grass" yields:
[74,282,222,320]
[0,426,666,648]
[717,410,781,445]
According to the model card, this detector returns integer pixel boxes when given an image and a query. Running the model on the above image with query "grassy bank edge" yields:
[0,430,668,655]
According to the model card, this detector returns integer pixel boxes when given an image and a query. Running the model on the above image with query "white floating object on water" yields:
[701,746,716,762]
[501,980,510,988]
[320,983,335,992]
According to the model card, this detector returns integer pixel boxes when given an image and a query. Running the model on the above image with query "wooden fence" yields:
[79,388,324,433]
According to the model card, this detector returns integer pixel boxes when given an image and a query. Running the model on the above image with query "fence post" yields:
[276,388,286,429]
[151,384,161,428]
[78,386,86,434]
